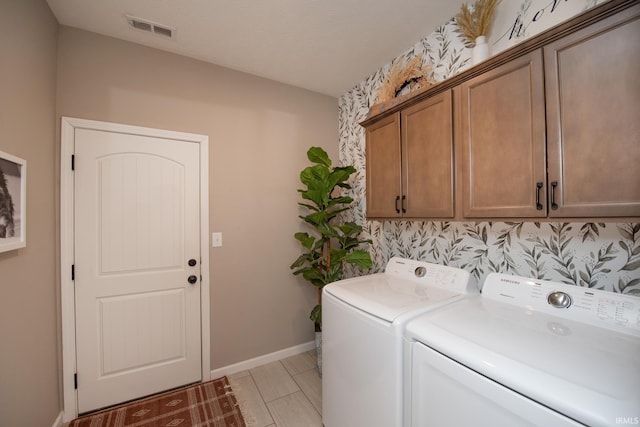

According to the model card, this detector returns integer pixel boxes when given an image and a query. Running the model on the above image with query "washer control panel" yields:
[385,257,478,294]
[483,273,640,335]
[414,266,427,278]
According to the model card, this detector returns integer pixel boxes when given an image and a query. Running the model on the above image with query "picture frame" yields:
[0,150,26,252]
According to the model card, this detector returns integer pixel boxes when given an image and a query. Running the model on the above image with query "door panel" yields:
[402,91,454,218]
[98,153,185,273]
[460,50,547,218]
[99,289,186,375]
[545,5,640,217]
[366,113,402,218]
[74,128,201,413]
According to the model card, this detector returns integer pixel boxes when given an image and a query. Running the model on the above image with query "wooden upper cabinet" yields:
[365,91,454,219]
[544,4,640,217]
[363,1,638,221]
[366,113,402,218]
[459,50,547,218]
[401,91,454,218]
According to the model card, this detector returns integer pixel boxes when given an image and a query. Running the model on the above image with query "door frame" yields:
[60,117,210,422]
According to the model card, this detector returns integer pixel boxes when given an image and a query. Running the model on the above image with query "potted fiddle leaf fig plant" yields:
[290,146,372,374]
[290,146,372,329]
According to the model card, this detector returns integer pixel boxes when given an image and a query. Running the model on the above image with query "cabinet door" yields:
[366,113,402,218]
[402,91,454,218]
[460,50,547,218]
[545,5,640,218]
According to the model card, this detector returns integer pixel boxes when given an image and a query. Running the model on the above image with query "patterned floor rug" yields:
[69,376,246,427]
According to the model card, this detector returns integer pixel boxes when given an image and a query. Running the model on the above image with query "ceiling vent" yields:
[126,15,175,38]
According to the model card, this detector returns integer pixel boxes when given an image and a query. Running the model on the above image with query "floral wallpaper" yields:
[338,0,640,294]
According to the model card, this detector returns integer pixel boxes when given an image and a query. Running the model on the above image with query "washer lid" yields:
[324,273,462,323]
[324,258,476,322]
[406,296,640,427]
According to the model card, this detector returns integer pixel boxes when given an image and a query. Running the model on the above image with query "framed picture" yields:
[0,150,26,252]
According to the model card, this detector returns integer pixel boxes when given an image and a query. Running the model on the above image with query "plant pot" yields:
[315,330,322,377]
[472,35,490,65]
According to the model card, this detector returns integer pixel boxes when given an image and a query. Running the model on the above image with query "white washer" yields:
[404,273,640,427]
[322,257,477,427]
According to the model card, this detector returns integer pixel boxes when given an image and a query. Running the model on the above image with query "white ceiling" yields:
[46,0,461,98]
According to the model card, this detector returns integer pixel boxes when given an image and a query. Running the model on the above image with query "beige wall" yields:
[0,3,336,422]
[56,26,338,370]
[0,0,60,426]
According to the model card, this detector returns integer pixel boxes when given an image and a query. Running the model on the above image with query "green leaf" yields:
[328,248,348,264]
[300,188,326,209]
[327,196,353,208]
[303,211,328,226]
[294,232,315,249]
[290,253,311,269]
[301,269,327,287]
[317,221,339,238]
[324,207,350,221]
[310,304,322,324]
[300,164,327,185]
[343,250,373,269]
[307,147,331,167]
[297,202,319,212]
[327,167,356,189]
[340,237,368,251]
[337,222,363,237]
[325,265,344,283]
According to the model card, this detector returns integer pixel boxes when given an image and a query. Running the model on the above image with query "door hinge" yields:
[71,154,75,171]
[71,264,75,281]
[74,373,78,389]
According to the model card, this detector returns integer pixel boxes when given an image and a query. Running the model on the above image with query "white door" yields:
[74,128,202,413]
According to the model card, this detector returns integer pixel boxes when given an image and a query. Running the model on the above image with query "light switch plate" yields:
[211,232,223,247]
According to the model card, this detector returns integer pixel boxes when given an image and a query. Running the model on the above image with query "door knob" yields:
[188,275,198,284]
[188,258,197,267]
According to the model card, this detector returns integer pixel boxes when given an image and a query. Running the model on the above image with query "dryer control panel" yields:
[483,273,640,336]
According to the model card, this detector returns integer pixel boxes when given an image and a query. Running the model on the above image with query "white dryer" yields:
[322,257,477,427]
[404,273,640,427]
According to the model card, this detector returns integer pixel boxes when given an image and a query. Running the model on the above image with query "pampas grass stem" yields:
[455,0,499,46]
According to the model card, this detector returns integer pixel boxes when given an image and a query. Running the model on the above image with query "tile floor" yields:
[229,350,322,427]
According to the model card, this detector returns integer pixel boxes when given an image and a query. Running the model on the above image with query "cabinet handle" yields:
[535,182,544,210]
[401,195,407,213]
[550,181,559,210]
[395,196,400,214]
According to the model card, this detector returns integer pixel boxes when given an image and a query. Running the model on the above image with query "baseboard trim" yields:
[210,340,315,378]
[52,411,64,427]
